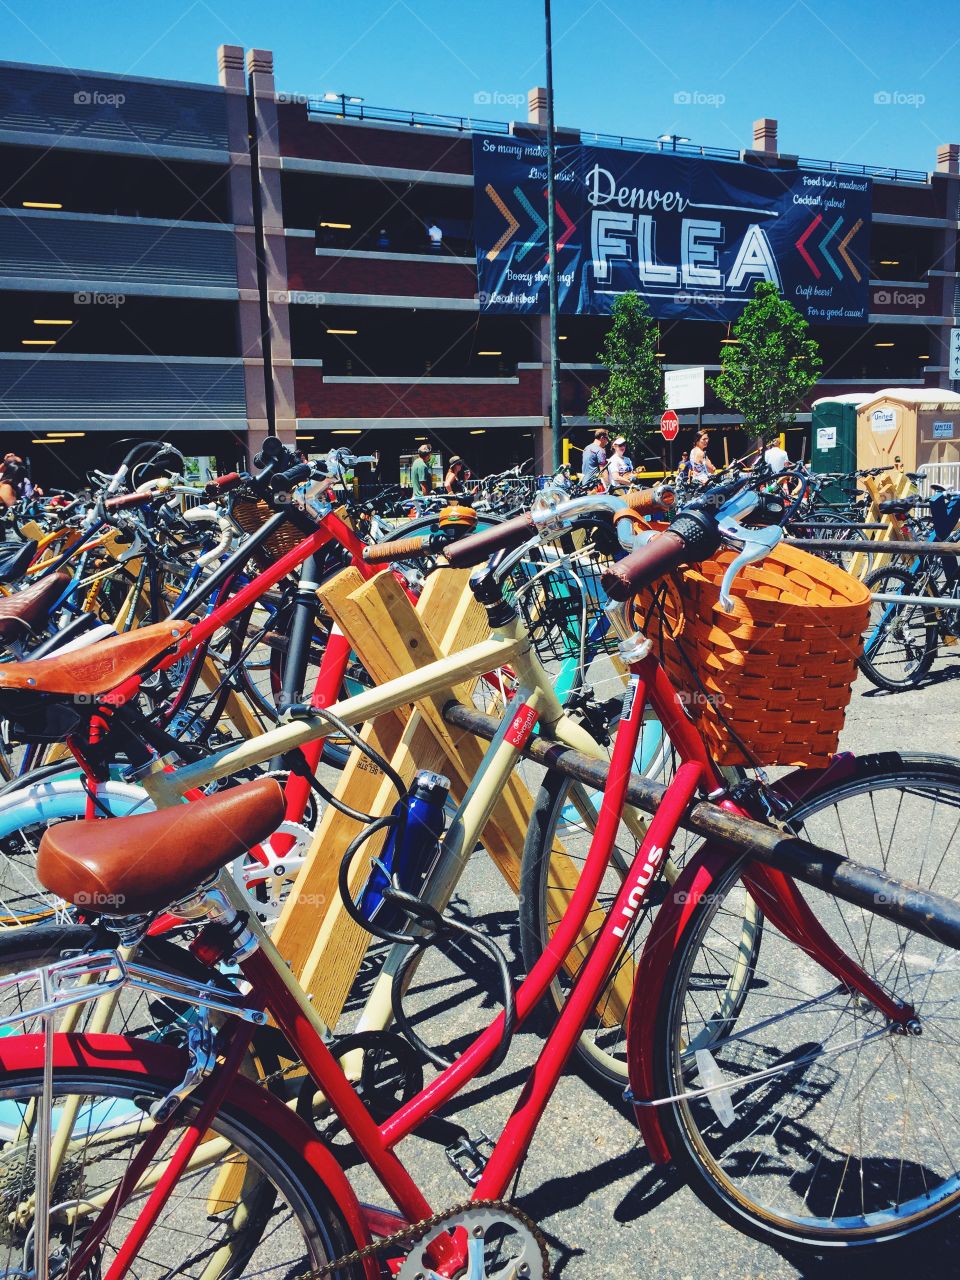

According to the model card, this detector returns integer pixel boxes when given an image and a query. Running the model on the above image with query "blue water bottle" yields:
[358,770,449,930]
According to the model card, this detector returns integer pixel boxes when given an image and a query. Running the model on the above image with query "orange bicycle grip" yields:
[626,487,674,515]
[362,535,429,563]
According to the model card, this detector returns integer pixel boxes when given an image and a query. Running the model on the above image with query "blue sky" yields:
[1,0,956,173]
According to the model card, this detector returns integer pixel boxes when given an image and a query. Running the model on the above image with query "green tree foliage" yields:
[588,292,665,454]
[711,281,822,439]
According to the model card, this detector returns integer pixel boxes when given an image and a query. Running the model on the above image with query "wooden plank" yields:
[295,568,493,1026]
[299,569,633,1030]
[269,568,410,977]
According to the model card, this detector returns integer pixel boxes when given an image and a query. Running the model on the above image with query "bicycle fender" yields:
[626,843,737,1165]
[0,1033,379,1279]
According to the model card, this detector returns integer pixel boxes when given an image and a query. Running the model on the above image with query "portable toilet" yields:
[810,395,868,501]
[856,388,960,479]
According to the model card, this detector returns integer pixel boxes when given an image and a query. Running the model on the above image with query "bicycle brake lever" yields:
[717,522,783,611]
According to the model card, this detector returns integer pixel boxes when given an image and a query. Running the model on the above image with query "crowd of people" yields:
[577,425,794,492]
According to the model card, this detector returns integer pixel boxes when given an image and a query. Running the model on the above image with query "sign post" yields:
[663,367,705,473]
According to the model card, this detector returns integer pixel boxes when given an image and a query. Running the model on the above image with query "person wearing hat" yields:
[411,442,434,496]
[444,455,466,495]
[607,436,634,491]
[581,428,609,489]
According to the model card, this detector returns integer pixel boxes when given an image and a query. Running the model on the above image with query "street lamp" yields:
[657,133,690,152]
[544,0,561,470]
[323,91,365,114]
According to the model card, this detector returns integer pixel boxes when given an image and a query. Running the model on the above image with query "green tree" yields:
[588,292,665,456]
[711,281,822,441]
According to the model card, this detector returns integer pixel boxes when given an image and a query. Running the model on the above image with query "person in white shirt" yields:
[607,437,634,489]
[763,437,789,473]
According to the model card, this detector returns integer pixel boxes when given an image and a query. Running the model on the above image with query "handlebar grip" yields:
[600,532,689,601]
[626,486,675,515]
[204,472,241,497]
[363,535,430,564]
[600,512,723,602]
[104,491,154,511]
[272,463,312,491]
[444,512,536,569]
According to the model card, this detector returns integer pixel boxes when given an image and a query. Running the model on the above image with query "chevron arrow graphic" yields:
[795,214,823,279]
[485,184,520,261]
[555,199,576,251]
[837,218,864,282]
[819,216,843,281]
[513,186,547,263]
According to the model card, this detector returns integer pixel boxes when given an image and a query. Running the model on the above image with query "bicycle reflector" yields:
[438,503,478,532]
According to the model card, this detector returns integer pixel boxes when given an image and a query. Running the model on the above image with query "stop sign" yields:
[660,410,679,441]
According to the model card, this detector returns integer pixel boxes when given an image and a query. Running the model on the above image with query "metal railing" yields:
[299,96,933,185]
[916,463,960,495]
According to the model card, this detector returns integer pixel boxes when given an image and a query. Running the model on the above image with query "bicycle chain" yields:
[299,1197,549,1279]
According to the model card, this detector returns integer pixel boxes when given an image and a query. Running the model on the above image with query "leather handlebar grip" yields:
[626,487,674,514]
[104,491,154,511]
[600,531,688,602]
[362,535,429,564]
[443,511,537,569]
[203,472,241,497]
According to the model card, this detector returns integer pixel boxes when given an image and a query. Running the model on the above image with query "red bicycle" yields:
[0,484,958,1278]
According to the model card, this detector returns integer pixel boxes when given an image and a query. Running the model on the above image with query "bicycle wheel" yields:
[0,1062,362,1278]
[803,513,865,576]
[859,565,938,691]
[648,755,960,1246]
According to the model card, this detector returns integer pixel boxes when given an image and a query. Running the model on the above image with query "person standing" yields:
[677,450,693,484]
[410,442,434,496]
[689,431,716,485]
[606,436,634,490]
[581,429,609,489]
[763,435,789,474]
[444,455,466,494]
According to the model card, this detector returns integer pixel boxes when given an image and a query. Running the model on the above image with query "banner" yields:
[473,135,871,325]
[472,134,584,313]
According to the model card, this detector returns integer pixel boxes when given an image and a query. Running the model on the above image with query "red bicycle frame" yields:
[59,644,916,1278]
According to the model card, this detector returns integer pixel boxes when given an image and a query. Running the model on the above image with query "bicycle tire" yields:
[0,1057,364,1278]
[859,564,938,691]
[647,754,960,1247]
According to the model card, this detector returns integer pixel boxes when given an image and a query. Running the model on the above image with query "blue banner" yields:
[473,135,872,325]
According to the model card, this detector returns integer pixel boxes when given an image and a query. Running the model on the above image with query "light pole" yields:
[544,0,562,470]
[657,132,690,152]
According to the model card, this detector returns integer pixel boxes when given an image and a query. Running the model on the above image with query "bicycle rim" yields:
[654,759,960,1245]
[0,1067,359,1279]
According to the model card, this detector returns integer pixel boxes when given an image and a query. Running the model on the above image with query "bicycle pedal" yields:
[445,1131,495,1186]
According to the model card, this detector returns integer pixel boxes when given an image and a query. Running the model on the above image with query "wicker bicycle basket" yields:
[643,540,871,767]
[231,497,304,569]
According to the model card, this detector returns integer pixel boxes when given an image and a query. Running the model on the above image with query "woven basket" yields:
[645,541,871,766]
[231,498,304,569]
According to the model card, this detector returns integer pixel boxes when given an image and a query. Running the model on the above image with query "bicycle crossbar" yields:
[871,592,960,608]
[787,537,960,556]
[442,701,960,950]
[788,521,888,531]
